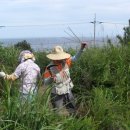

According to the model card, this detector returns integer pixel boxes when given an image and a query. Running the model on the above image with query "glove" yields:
[81,42,87,50]
[5,74,17,81]
[0,72,6,78]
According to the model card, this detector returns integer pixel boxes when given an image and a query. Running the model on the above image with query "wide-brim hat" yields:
[46,46,71,60]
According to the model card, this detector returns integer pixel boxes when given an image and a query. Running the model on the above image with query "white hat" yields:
[46,46,70,60]
[18,50,35,63]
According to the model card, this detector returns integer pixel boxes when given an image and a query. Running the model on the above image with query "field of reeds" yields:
[1,43,130,130]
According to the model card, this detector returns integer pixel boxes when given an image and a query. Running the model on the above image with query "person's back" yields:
[15,59,40,94]
[0,50,41,99]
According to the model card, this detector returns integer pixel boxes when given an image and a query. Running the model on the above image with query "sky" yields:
[0,0,130,38]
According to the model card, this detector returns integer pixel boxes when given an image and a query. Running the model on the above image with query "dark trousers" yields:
[51,91,76,115]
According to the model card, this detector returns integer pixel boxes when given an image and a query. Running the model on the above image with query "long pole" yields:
[90,14,97,46]
[93,14,96,46]
[129,19,130,44]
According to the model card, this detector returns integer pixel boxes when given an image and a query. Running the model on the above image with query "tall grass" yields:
[1,44,130,129]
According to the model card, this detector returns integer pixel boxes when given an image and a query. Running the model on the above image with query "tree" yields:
[117,19,130,45]
[14,40,32,51]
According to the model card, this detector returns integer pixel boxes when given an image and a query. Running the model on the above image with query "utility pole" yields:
[90,14,104,46]
[94,14,96,46]
[128,19,130,44]
[90,14,96,46]
[128,19,130,34]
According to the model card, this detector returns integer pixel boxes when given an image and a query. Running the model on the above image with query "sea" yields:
[0,37,116,51]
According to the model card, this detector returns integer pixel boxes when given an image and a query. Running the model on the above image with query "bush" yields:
[14,40,32,51]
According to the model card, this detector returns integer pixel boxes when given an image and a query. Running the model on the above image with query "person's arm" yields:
[5,74,18,81]
[71,42,87,62]
[5,63,24,81]
[43,77,53,86]
[43,67,53,86]
[0,71,17,81]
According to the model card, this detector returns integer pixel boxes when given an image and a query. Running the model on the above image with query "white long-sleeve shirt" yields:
[13,59,40,94]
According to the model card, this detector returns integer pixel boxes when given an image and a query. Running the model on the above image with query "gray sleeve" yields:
[43,77,53,86]
[71,49,83,62]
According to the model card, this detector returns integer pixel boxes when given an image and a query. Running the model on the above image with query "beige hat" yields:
[18,50,35,63]
[46,46,71,60]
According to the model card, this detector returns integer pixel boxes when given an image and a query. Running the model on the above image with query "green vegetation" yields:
[14,40,32,51]
[1,43,130,130]
[117,20,130,45]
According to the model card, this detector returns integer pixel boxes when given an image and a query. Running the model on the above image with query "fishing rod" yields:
[67,26,82,43]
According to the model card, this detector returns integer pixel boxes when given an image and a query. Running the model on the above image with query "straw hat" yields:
[46,46,71,60]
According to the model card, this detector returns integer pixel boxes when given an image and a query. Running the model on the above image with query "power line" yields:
[0,21,128,28]
[0,26,5,27]
[99,21,128,26]
[0,19,129,44]
[0,21,91,28]
[89,14,129,45]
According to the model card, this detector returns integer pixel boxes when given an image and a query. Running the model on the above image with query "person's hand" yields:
[4,74,17,81]
[0,71,6,78]
[81,42,87,50]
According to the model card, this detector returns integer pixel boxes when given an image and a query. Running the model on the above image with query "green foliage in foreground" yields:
[1,44,130,129]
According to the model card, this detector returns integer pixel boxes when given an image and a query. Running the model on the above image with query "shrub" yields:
[14,40,32,51]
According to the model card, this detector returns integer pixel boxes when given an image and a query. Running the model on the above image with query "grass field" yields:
[0,43,130,130]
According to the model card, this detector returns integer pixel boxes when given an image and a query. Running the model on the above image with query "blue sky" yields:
[0,0,130,38]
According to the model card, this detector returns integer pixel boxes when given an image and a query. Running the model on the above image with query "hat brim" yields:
[46,52,71,60]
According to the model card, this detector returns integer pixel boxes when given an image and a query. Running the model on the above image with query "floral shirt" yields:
[14,59,40,94]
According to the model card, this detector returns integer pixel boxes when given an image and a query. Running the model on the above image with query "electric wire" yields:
[0,21,128,28]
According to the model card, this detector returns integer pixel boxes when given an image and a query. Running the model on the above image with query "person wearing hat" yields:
[43,42,87,115]
[0,50,41,101]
